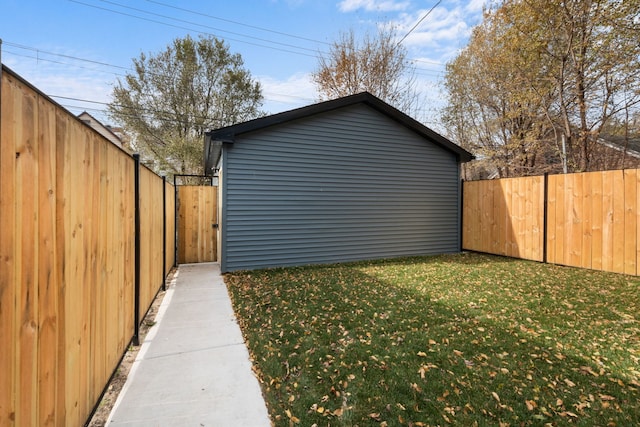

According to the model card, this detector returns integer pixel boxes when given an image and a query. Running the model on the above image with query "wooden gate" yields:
[177,186,218,263]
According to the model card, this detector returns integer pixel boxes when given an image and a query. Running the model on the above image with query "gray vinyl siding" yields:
[221,104,461,272]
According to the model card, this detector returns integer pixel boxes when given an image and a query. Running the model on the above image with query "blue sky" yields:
[0,0,485,130]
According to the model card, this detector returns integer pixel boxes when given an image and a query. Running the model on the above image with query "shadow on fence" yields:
[0,65,176,425]
[463,170,640,276]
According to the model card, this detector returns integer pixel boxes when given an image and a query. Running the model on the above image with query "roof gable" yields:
[205,92,473,172]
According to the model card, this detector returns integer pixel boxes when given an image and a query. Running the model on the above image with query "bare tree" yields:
[312,28,420,115]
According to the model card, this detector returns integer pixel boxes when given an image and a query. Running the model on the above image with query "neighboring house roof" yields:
[77,111,125,149]
[205,92,473,174]
[598,134,640,159]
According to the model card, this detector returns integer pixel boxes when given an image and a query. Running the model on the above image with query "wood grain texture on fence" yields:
[139,166,165,319]
[464,170,640,275]
[165,180,176,274]
[463,177,544,262]
[178,186,218,264]
[546,170,639,275]
[0,66,175,426]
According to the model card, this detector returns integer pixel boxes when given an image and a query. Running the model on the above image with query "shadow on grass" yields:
[226,253,639,426]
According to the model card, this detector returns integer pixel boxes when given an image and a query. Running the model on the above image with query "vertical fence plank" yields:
[555,175,566,266]
[468,181,480,251]
[0,70,18,426]
[624,169,637,275]
[546,175,557,264]
[54,108,68,425]
[637,171,640,275]
[612,171,625,273]
[590,172,603,271]
[496,179,506,256]
[534,176,544,262]
[601,171,614,273]
[581,173,592,270]
[165,181,176,273]
[566,174,580,267]
[16,80,39,427]
[37,95,58,426]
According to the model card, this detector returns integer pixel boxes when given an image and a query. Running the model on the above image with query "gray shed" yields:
[205,92,473,272]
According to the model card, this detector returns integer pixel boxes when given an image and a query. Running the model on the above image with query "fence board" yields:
[590,173,603,270]
[1,66,176,426]
[0,69,17,426]
[37,95,58,426]
[165,181,176,274]
[178,186,218,263]
[624,170,637,275]
[463,169,640,275]
[612,171,625,273]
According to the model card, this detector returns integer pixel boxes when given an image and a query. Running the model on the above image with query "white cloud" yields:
[258,72,318,114]
[387,2,484,63]
[338,0,410,13]
[466,0,487,13]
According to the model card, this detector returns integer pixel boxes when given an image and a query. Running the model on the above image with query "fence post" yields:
[133,154,141,346]
[162,175,167,291]
[542,172,549,264]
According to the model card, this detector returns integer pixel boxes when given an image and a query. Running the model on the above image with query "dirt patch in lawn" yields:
[87,268,177,427]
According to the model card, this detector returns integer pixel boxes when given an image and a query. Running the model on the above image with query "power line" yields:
[143,0,331,46]
[69,1,445,71]
[69,0,320,58]
[4,39,444,80]
[96,0,322,54]
[397,0,443,46]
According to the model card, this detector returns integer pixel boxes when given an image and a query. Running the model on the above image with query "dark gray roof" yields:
[205,92,474,168]
[600,134,640,156]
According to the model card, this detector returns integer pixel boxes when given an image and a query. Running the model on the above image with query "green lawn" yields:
[225,253,640,426]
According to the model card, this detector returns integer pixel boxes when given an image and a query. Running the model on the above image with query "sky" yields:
[0,0,486,131]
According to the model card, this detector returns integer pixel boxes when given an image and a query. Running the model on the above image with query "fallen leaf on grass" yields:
[285,409,300,423]
[492,392,501,403]
[525,400,537,411]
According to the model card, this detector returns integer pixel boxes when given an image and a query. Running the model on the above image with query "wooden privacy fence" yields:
[0,65,176,426]
[463,169,640,275]
[178,185,218,264]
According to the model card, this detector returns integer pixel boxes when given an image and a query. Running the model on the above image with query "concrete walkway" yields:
[107,263,271,426]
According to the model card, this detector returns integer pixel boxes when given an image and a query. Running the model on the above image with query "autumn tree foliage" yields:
[444,0,640,177]
[312,28,420,115]
[109,35,263,175]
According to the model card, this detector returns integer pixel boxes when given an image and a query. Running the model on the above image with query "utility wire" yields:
[96,0,323,55]
[143,0,331,46]
[69,0,319,58]
[397,0,443,46]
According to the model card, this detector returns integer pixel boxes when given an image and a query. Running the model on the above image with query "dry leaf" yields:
[492,391,501,403]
